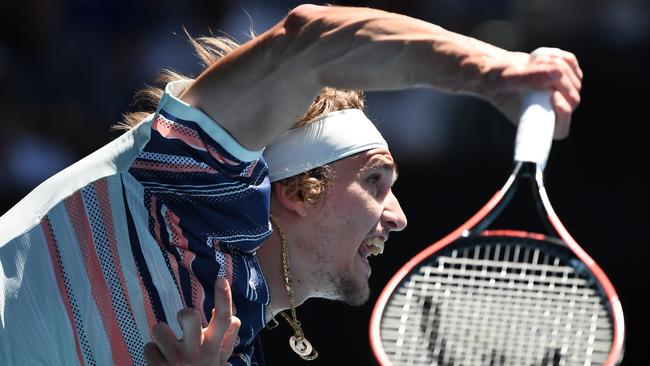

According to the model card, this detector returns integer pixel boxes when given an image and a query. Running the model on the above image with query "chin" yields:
[337,276,371,306]
[345,290,370,307]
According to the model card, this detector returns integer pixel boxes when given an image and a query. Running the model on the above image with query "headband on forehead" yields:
[263,109,388,182]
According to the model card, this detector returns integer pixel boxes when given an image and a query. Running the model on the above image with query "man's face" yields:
[296,148,407,306]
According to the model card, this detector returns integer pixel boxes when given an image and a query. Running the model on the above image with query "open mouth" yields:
[357,237,385,277]
[359,237,385,259]
[365,237,385,256]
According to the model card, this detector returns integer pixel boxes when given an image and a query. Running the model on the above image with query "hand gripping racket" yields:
[370,52,625,366]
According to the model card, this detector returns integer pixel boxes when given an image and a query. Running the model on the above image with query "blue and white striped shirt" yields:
[0,80,271,365]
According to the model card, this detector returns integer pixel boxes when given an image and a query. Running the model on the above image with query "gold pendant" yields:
[289,336,318,360]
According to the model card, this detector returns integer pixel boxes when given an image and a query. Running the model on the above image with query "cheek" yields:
[315,202,358,257]
[333,190,380,246]
[315,184,381,250]
[349,189,384,227]
[329,190,374,229]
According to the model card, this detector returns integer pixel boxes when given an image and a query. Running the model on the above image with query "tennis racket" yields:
[370,52,625,366]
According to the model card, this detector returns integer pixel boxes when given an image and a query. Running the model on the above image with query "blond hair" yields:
[118,33,365,202]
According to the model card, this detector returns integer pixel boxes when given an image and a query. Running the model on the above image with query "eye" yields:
[367,173,381,185]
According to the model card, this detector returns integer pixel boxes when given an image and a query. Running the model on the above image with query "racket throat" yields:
[467,162,554,237]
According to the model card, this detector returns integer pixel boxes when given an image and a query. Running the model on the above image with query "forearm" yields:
[181,4,546,150]
[286,5,506,93]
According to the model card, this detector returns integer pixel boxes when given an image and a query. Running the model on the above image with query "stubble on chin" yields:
[334,273,371,307]
[303,226,370,306]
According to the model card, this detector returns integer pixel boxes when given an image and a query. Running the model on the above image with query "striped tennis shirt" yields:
[0,80,271,365]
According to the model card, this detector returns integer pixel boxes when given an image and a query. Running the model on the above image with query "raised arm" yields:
[181,4,581,150]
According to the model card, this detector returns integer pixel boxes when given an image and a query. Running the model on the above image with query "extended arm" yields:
[181,4,581,150]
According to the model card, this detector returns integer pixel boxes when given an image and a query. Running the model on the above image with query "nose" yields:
[382,189,407,232]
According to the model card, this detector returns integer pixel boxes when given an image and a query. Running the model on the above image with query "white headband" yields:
[263,109,388,182]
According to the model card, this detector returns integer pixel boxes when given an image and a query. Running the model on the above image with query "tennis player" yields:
[0,4,581,365]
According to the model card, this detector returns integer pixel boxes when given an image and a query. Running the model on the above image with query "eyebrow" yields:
[361,158,399,182]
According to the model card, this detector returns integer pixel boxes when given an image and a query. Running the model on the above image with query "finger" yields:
[144,342,169,366]
[502,64,562,90]
[177,308,202,353]
[151,322,180,361]
[530,53,581,110]
[556,70,581,110]
[536,58,580,112]
[550,54,582,93]
[534,49,582,90]
[560,50,583,80]
[218,316,241,365]
[552,90,573,139]
[204,278,235,349]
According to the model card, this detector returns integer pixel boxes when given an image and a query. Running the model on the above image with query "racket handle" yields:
[514,48,557,170]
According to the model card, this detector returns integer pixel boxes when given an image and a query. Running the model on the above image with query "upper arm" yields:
[179,5,331,152]
[179,4,426,151]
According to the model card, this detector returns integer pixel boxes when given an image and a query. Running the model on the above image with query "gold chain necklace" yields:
[268,215,318,361]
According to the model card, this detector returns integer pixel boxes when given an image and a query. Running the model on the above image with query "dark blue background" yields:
[1,1,647,364]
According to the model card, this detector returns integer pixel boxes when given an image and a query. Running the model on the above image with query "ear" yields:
[271,182,309,218]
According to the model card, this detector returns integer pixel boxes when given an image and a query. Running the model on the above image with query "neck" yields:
[256,218,309,319]
[259,215,320,360]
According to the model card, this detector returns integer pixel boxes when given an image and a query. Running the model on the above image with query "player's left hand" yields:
[144,277,241,366]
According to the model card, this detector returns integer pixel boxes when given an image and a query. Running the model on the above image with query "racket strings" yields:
[380,238,613,366]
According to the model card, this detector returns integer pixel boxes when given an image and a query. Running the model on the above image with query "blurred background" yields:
[1,0,647,364]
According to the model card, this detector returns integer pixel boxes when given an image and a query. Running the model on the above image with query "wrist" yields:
[456,37,511,96]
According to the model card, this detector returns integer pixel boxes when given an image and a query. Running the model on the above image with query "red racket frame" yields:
[369,162,624,365]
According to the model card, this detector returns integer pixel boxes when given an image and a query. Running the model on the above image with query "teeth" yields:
[366,237,385,256]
